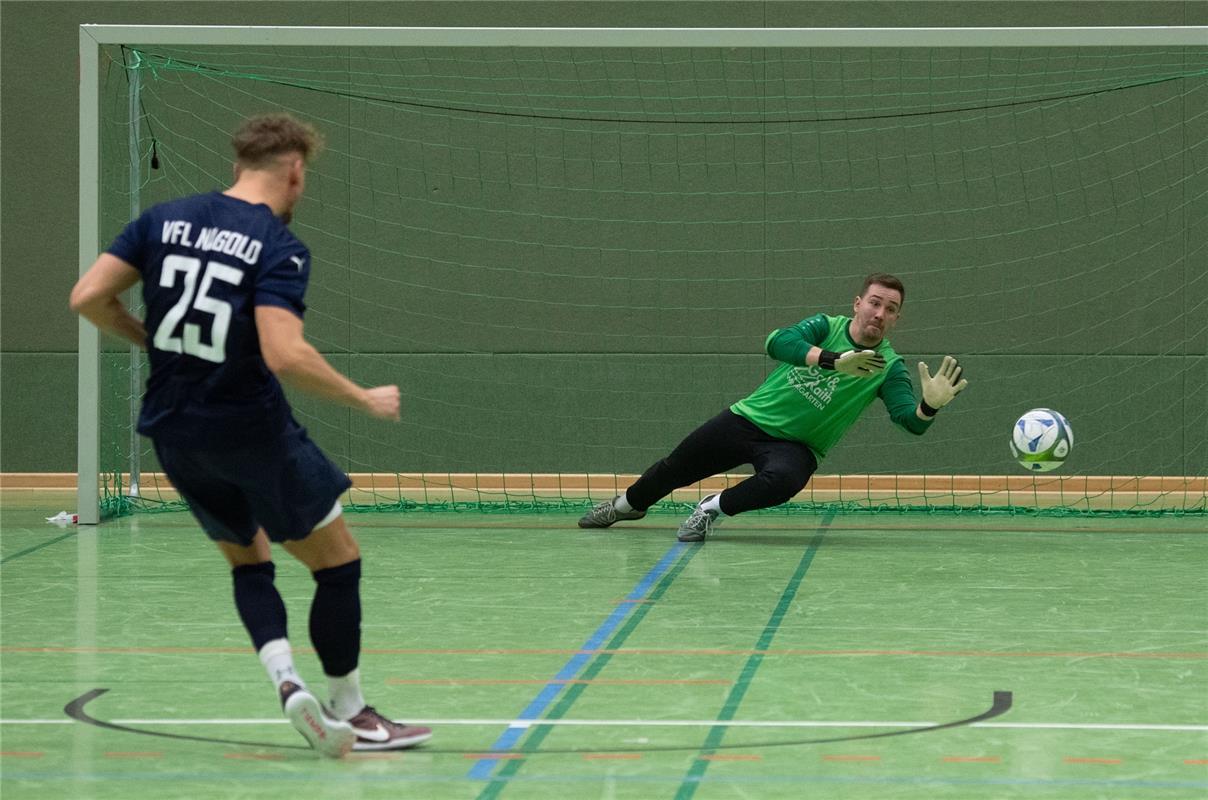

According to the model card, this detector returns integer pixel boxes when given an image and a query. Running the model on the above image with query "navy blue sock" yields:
[310,559,362,677]
[231,561,288,651]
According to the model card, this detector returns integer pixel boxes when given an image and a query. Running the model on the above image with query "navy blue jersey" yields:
[107,192,309,446]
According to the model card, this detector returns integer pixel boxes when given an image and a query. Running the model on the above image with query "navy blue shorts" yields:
[153,422,353,545]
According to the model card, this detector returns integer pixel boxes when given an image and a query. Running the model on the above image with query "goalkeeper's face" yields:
[851,284,902,346]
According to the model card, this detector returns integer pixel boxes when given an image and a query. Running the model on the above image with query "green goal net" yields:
[85,28,1208,519]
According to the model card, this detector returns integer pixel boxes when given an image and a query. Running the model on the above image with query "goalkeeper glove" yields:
[818,349,886,377]
[917,356,968,415]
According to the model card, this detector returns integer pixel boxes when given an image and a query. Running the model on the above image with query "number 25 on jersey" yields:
[152,255,244,363]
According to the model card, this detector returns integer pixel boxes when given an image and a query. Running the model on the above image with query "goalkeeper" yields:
[579,273,967,542]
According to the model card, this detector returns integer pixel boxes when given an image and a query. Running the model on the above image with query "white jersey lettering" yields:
[181,226,263,266]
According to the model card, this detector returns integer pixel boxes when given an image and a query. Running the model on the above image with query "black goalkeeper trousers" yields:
[625,409,819,516]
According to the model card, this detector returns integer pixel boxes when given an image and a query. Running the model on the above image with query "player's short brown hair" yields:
[231,113,323,168]
[861,272,905,304]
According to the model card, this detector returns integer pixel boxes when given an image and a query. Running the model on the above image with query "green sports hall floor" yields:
[1,490,1205,799]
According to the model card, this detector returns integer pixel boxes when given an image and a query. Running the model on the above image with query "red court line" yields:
[7,645,1204,660]
[608,648,1208,660]
[823,754,881,762]
[386,678,731,685]
[1064,757,1122,765]
[700,754,763,762]
[944,756,1001,763]
[583,753,642,760]
[1184,759,1208,765]
[0,752,44,758]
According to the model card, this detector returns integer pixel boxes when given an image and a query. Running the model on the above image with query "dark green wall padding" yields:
[2,4,1205,496]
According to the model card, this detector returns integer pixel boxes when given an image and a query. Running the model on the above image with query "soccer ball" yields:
[1010,408,1073,472]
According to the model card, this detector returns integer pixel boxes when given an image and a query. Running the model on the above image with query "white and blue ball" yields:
[1010,408,1073,472]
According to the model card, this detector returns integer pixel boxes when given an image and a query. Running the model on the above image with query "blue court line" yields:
[465,541,689,780]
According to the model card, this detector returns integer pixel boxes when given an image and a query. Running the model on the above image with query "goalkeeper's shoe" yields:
[578,496,646,528]
[345,705,432,751]
[280,681,355,758]
[676,495,721,543]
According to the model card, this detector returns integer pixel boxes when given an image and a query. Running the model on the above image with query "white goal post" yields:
[77,24,1208,524]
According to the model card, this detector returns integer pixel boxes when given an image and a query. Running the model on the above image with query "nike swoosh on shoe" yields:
[352,723,392,742]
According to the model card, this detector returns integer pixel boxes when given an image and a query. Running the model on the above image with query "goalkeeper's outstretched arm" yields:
[764,316,886,377]
[916,356,968,419]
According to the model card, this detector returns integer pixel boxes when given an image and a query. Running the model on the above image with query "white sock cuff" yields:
[614,494,634,513]
[327,666,360,683]
[259,638,303,690]
[701,494,724,516]
[258,638,292,666]
[327,668,366,720]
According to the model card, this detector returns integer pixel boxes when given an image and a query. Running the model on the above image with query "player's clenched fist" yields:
[363,385,401,421]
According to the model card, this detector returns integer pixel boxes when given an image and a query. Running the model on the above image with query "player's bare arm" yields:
[255,305,399,420]
[68,253,148,348]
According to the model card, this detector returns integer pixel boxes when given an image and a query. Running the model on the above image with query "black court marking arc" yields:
[65,688,1012,755]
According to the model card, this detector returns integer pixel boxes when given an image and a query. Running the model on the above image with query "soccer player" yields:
[579,273,968,542]
[69,113,431,757]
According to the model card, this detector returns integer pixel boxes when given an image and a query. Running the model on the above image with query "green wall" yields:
[2,2,1204,478]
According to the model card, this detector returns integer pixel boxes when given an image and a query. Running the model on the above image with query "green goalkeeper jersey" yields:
[730,314,933,458]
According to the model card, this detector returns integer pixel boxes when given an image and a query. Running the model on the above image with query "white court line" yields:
[3,718,1205,732]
